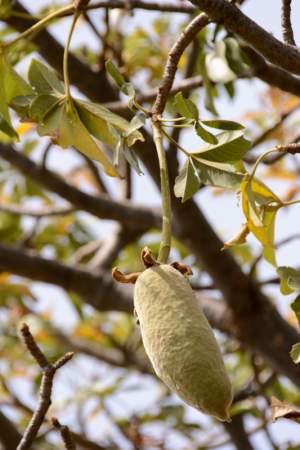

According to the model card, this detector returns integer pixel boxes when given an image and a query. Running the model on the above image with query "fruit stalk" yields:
[152,120,172,263]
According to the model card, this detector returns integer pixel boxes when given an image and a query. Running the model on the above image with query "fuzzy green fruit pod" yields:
[134,264,233,421]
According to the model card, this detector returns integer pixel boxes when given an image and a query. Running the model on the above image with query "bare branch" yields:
[17,324,74,450]
[0,202,75,217]
[277,142,300,154]
[153,13,209,115]
[281,0,296,45]
[54,329,152,374]
[1,380,117,450]
[0,242,133,312]
[19,323,50,369]
[0,411,22,450]
[243,46,300,98]
[251,104,300,150]
[223,414,256,450]
[0,143,161,230]
[52,418,77,450]
[105,75,203,114]
[88,0,195,13]
[89,225,142,270]
[190,0,300,76]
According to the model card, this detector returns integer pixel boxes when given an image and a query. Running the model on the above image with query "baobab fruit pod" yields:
[134,264,233,421]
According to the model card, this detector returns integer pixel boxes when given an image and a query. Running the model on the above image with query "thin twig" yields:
[17,324,74,450]
[281,0,296,45]
[88,0,195,14]
[152,13,209,115]
[104,75,203,114]
[249,233,300,277]
[0,202,75,217]
[277,142,300,154]
[250,103,300,150]
[52,418,77,450]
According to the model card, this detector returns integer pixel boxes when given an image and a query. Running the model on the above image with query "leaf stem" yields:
[152,121,171,263]
[3,5,73,49]
[63,11,81,101]
[249,148,278,180]
[161,127,190,156]
[159,116,191,123]
[284,199,300,206]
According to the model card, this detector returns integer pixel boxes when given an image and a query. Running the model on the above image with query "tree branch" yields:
[0,202,75,217]
[0,242,133,312]
[89,0,196,13]
[152,13,209,115]
[52,418,77,450]
[54,329,152,374]
[105,75,203,114]
[0,411,22,450]
[281,0,296,45]
[189,0,300,76]
[0,143,161,230]
[224,414,255,450]
[243,46,300,98]
[17,324,74,450]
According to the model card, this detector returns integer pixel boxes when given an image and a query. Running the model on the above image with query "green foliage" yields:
[0,53,32,138]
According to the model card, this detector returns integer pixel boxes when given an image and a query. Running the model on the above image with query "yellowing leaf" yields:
[223,223,249,249]
[241,176,282,265]
[174,159,201,202]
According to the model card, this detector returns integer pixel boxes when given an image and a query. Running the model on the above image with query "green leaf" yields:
[191,130,251,163]
[277,267,300,295]
[261,206,278,267]
[76,99,144,147]
[4,60,33,101]
[195,122,217,144]
[9,95,35,118]
[224,37,250,76]
[193,158,244,189]
[198,52,218,115]
[123,146,143,175]
[0,54,32,136]
[37,101,120,178]
[0,113,18,138]
[174,92,199,120]
[201,119,244,131]
[28,59,65,95]
[291,296,300,327]
[290,343,300,364]
[174,159,201,202]
[76,101,116,147]
[105,60,126,89]
[29,94,60,122]
[0,0,13,18]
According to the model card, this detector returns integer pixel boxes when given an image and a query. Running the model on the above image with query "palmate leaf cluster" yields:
[9,59,144,177]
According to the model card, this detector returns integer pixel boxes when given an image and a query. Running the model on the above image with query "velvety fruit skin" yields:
[134,264,233,421]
